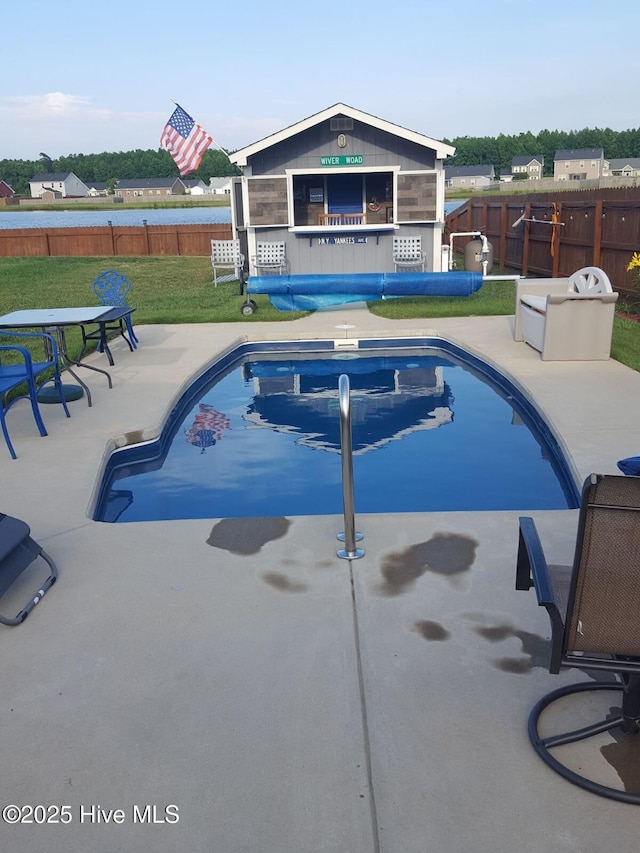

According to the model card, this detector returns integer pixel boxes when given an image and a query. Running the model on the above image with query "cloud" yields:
[4,92,92,119]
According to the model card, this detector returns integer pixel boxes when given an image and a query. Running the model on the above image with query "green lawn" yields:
[1,256,638,372]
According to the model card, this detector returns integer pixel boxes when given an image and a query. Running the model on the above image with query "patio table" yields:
[0,306,134,406]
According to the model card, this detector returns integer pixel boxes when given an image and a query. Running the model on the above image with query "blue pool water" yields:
[93,339,579,522]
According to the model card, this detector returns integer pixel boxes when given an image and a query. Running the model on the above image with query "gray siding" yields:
[249,224,434,275]
[246,121,436,176]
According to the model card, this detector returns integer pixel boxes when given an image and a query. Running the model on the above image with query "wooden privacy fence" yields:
[0,223,233,258]
[446,187,640,299]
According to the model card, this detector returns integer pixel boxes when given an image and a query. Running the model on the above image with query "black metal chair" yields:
[516,473,640,804]
[0,513,57,626]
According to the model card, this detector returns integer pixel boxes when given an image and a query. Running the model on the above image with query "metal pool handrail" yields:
[337,374,364,560]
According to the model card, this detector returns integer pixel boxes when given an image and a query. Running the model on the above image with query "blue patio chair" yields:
[0,331,71,459]
[92,270,138,349]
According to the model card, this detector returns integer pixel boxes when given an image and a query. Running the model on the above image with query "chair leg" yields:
[24,376,48,438]
[125,316,138,347]
[528,680,640,804]
[0,544,58,626]
[0,409,17,459]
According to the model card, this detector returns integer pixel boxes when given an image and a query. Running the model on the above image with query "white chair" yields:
[210,239,244,287]
[392,236,426,272]
[515,266,619,361]
[251,241,288,276]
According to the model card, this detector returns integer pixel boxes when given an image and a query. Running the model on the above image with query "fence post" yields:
[593,199,603,267]
[552,203,562,278]
[522,202,531,277]
[499,202,507,270]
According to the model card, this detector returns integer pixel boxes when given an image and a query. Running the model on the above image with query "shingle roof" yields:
[554,148,603,160]
[445,164,494,178]
[30,173,74,182]
[511,155,544,167]
[116,177,184,189]
[607,157,640,169]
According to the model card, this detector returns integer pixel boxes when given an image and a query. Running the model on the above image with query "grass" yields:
[0,256,638,372]
[368,279,516,319]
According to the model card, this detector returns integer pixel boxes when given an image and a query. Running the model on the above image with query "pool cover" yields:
[247,271,484,311]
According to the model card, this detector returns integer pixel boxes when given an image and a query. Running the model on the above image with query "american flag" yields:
[160,104,213,177]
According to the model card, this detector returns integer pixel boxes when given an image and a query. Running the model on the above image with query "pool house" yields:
[229,103,454,277]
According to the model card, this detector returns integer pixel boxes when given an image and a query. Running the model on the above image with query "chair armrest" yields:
[0,330,60,361]
[517,517,548,593]
[546,292,618,305]
[0,343,32,364]
[517,517,566,669]
[514,279,572,340]
[517,517,558,602]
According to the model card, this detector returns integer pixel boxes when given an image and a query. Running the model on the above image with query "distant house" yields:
[183,179,208,195]
[603,157,640,178]
[0,180,15,198]
[444,164,495,189]
[553,148,604,181]
[114,177,186,199]
[511,155,544,180]
[208,177,233,195]
[87,181,108,197]
[499,169,513,183]
[29,172,89,198]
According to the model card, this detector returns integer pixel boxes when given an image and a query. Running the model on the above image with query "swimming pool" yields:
[93,337,580,522]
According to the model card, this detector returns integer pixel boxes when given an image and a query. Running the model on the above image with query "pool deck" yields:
[2,306,640,851]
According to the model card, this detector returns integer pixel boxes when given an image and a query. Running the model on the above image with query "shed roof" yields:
[229,103,455,167]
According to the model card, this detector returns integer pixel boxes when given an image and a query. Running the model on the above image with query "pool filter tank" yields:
[464,237,494,274]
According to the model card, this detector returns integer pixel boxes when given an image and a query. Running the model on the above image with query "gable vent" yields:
[330,117,353,131]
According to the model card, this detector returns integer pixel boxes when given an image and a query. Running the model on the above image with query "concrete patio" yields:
[2,305,640,852]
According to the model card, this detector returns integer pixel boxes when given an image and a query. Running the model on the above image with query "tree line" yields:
[3,126,640,196]
[443,127,640,176]
[0,148,241,197]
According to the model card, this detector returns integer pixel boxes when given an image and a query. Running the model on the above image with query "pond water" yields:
[0,201,465,229]
[0,206,232,229]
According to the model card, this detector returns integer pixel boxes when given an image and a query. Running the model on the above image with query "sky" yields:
[2,0,639,161]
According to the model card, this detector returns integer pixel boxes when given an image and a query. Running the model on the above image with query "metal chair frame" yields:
[211,239,245,286]
[92,270,139,349]
[0,513,57,625]
[392,236,426,272]
[517,473,640,804]
[251,241,288,276]
[0,331,71,459]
